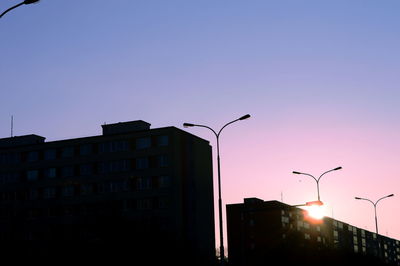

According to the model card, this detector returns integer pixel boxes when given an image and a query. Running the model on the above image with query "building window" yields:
[99,141,128,153]
[61,147,74,158]
[61,166,74,177]
[157,135,169,146]
[27,170,39,181]
[297,221,303,228]
[158,176,171,188]
[27,151,39,162]
[110,181,128,192]
[137,177,151,190]
[62,186,74,197]
[45,168,56,179]
[317,236,322,242]
[97,183,107,194]
[44,149,57,160]
[0,152,20,164]
[136,157,149,170]
[80,164,93,175]
[304,222,310,229]
[281,216,289,224]
[0,173,18,184]
[29,189,38,200]
[43,187,57,199]
[338,222,343,229]
[348,225,353,232]
[137,198,151,210]
[354,245,359,253]
[99,160,129,173]
[333,230,339,240]
[81,184,93,195]
[158,197,169,209]
[136,137,151,149]
[305,233,311,240]
[316,226,321,232]
[80,144,92,155]
[157,155,169,167]
[249,219,255,227]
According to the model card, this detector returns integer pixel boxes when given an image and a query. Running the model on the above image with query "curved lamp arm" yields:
[317,167,342,182]
[375,194,394,206]
[1,0,40,19]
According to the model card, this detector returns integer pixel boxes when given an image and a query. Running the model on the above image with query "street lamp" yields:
[355,194,394,234]
[183,114,251,265]
[292,166,342,201]
[1,0,40,19]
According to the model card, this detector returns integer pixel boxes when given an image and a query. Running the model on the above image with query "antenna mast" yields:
[11,115,14,137]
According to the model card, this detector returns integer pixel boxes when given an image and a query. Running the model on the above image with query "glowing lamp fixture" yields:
[306,200,324,206]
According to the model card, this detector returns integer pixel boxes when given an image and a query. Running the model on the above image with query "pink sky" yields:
[1,0,400,253]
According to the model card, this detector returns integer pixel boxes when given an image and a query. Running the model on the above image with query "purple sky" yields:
[1,0,400,251]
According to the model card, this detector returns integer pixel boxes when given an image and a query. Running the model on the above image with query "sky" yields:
[1,0,400,252]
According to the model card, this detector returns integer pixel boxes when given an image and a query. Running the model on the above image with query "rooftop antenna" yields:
[281,191,283,203]
[11,115,13,137]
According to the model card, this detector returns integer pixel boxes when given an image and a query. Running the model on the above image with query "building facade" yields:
[227,198,400,266]
[0,120,215,264]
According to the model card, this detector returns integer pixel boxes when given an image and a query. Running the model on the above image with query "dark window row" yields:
[0,176,171,201]
[0,135,169,165]
[0,197,170,222]
[1,155,169,184]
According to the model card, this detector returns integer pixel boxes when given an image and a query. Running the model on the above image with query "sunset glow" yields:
[2,0,400,254]
[305,205,326,221]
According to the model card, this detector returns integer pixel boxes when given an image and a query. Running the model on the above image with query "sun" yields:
[306,204,325,220]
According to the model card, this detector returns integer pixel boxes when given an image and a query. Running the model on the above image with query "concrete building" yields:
[227,198,400,266]
[0,120,215,265]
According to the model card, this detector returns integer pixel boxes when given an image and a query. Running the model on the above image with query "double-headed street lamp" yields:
[292,166,342,202]
[355,194,394,234]
[183,114,251,265]
[1,0,39,19]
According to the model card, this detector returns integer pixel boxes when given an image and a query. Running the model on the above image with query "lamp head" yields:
[387,194,394,197]
[292,171,301,174]
[306,200,324,206]
[24,0,40,4]
[239,114,251,120]
[183,123,195,128]
[355,197,362,200]
[334,166,342,171]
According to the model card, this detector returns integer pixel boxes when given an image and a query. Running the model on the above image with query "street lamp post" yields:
[1,0,40,19]
[292,167,342,202]
[355,194,394,234]
[183,114,251,265]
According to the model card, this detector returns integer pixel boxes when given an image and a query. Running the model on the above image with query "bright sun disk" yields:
[306,205,325,220]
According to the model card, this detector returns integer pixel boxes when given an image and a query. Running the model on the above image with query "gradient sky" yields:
[1,0,400,251]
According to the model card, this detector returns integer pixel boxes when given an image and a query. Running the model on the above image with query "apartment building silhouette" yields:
[227,198,400,266]
[0,120,215,265]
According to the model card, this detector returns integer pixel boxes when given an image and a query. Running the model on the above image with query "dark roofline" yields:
[228,198,400,242]
[0,126,210,150]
